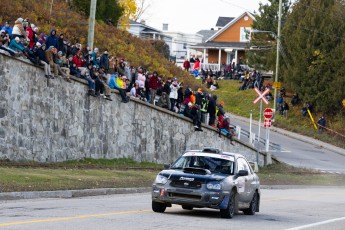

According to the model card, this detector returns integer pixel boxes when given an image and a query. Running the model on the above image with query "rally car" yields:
[151,147,260,218]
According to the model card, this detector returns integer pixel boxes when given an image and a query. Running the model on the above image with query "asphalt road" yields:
[1,188,345,230]
[230,114,345,173]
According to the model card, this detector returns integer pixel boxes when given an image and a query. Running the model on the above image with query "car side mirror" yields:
[237,170,249,177]
[163,163,171,169]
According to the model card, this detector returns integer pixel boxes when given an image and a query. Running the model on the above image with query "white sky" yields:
[140,0,269,33]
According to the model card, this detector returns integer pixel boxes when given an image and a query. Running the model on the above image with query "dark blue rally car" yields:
[151,147,260,218]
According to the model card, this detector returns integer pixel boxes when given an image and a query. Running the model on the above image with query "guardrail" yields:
[238,126,281,151]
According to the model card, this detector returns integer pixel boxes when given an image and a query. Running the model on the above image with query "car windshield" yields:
[170,155,234,175]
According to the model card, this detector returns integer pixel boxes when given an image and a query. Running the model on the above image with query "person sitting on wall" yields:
[108,73,129,103]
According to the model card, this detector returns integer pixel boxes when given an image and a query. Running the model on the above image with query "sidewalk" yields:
[230,113,345,157]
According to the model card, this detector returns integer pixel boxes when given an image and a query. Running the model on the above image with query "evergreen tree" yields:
[70,0,124,25]
[281,0,345,113]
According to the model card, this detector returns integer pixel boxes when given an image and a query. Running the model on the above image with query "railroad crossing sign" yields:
[253,88,270,105]
[264,108,274,119]
[264,118,272,128]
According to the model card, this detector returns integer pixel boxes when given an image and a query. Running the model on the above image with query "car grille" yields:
[168,192,202,201]
[170,180,202,189]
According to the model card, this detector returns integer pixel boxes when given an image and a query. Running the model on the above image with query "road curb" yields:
[229,113,345,157]
[0,187,151,201]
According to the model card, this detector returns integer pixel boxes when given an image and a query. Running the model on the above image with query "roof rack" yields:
[201,147,223,154]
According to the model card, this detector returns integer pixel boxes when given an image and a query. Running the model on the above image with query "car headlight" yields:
[207,182,222,190]
[155,175,168,185]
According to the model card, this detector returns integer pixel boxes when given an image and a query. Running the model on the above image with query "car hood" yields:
[159,169,228,182]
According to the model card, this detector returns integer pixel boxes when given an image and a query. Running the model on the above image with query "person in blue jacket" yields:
[109,74,129,103]
[9,37,24,52]
[45,29,58,48]
[3,21,13,36]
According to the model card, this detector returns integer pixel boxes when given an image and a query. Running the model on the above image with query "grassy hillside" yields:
[0,0,201,88]
[216,80,345,149]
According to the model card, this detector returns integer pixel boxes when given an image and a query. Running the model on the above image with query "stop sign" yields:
[264,108,273,119]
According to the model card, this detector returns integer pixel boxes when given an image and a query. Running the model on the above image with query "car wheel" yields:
[182,205,193,210]
[243,191,258,215]
[152,201,166,213]
[220,190,238,218]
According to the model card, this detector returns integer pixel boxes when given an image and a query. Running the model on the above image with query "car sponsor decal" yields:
[179,177,195,181]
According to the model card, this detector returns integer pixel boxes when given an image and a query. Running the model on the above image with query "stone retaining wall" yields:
[0,54,267,165]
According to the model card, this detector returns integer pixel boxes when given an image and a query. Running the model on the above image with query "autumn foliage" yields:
[0,0,201,89]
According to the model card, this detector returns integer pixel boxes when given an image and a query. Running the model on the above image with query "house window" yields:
[183,43,187,49]
[240,27,251,42]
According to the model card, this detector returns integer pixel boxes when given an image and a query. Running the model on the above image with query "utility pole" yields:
[273,0,283,112]
[88,0,97,51]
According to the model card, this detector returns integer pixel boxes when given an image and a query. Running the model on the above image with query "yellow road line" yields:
[0,209,151,228]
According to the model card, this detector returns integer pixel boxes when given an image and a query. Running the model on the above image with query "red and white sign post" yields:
[253,88,270,164]
[263,108,273,152]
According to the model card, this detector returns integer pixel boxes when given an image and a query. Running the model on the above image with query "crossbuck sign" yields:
[253,88,270,105]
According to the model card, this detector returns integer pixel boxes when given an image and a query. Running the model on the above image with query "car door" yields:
[236,158,254,204]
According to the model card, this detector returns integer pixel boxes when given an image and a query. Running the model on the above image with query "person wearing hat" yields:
[3,21,12,36]
[11,18,27,40]
[91,48,99,67]
[108,73,129,103]
[9,36,24,52]
[169,79,180,112]
[25,20,35,49]
[34,42,52,78]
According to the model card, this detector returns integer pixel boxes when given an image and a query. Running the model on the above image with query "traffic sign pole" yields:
[257,100,262,165]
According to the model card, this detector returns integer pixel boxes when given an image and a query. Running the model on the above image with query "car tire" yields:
[220,190,238,218]
[152,201,167,213]
[243,191,258,215]
[182,205,193,210]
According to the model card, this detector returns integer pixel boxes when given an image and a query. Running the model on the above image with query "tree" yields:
[117,0,137,28]
[247,0,291,71]
[70,0,124,25]
[281,0,345,113]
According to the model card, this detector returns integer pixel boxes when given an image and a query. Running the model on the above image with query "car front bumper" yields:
[152,184,230,209]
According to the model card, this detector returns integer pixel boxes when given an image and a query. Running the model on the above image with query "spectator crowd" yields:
[0,17,236,145]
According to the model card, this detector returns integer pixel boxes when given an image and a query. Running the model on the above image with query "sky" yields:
[140,0,269,33]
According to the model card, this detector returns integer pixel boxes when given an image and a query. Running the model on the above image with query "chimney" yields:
[140,19,146,25]
[163,23,168,31]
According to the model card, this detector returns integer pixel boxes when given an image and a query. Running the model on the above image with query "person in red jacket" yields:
[183,59,190,72]
[73,51,87,76]
[148,71,160,104]
[193,58,200,77]
[26,21,35,49]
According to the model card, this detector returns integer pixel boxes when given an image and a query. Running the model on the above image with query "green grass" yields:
[258,163,345,186]
[0,160,344,192]
[215,80,345,148]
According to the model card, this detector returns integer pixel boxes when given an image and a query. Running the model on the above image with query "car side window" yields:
[237,158,251,174]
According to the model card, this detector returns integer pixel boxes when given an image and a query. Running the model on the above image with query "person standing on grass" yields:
[317,115,326,134]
